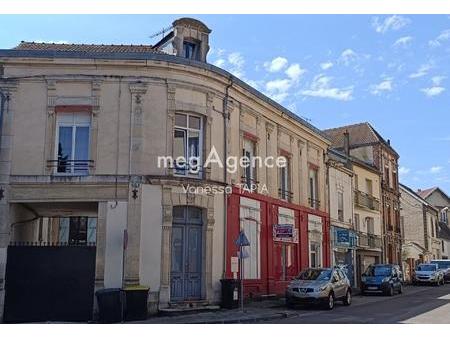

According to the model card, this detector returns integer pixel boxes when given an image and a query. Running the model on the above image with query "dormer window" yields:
[183,41,199,60]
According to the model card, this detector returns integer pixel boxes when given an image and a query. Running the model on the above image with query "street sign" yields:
[231,256,239,273]
[235,230,250,247]
[238,248,249,259]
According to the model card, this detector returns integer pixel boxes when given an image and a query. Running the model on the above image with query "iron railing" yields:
[47,159,94,175]
[308,197,321,210]
[357,232,382,249]
[354,190,379,211]
[278,188,293,202]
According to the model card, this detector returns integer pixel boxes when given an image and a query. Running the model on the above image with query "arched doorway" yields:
[170,206,203,302]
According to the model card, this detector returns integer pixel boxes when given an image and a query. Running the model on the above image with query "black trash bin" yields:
[95,288,124,323]
[220,279,240,309]
[123,286,149,321]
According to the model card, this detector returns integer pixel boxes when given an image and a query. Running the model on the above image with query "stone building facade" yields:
[324,122,402,265]
[0,18,330,321]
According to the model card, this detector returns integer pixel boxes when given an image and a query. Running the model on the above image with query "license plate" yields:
[368,286,378,290]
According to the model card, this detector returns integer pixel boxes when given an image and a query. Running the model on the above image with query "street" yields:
[266,284,450,324]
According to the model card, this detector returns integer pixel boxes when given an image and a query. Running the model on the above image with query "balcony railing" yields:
[47,159,94,175]
[354,190,379,211]
[308,197,320,210]
[357,232,381,249]
[278,188,293,202]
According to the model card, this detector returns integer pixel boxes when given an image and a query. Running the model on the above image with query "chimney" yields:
[387,139,391,145]
[343,130,350,157]
[172,18,211,62]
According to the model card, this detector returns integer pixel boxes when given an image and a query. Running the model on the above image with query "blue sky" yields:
[1,15,449,194]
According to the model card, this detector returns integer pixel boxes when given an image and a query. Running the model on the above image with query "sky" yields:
[1,14,449,194]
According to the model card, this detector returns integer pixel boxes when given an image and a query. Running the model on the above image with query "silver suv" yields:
[413,263,445,286]
[285,267,352,310]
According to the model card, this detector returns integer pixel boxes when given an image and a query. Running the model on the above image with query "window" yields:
[308,167,319,209]
[183,41,199,60]
[58,217,96,245]
[242,138,257,189]
[354,213,360,231]
[337,191,344,222]
[441,209,448,224]
[55,112,91,175]
[354,174,359,190]
[384,167,390,187]
[279,156,291,201]
[392,171,398,189]
[366,217,375,234]
[365,179,373,195]
[174,113,203,177]
[309,241,321,268]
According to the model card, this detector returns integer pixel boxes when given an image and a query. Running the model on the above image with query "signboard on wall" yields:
[308,214,323,233]
[273,224,299,243]
[336,228,350,245]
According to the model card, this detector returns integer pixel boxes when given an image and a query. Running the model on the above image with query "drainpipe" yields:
[223,77,233,278]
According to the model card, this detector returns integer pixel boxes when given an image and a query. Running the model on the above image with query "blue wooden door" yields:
[170,207,203,301]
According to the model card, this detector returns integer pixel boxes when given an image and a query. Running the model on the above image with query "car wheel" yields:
[398,284,403,294]
[325,292,335,310]
[343,289,352,306]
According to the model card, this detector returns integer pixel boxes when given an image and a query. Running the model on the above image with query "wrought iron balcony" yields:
[354,190,379,211]
[278,188,293,202]
[47,159,94,175]
[357,231,381,249]
[308,197,321,210]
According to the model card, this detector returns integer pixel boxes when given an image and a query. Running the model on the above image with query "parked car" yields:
[285,267,352,310]
[361,264,403,296]
[430,259,450,283]
[412,263,445,286]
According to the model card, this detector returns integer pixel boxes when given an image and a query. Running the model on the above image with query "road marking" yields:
[401,302,450,324]
[438,294,450,300]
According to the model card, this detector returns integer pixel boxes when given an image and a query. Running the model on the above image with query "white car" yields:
[413,263,445,286]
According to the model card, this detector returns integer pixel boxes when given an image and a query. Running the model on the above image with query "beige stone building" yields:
[0,18,330,322]
[351,157,383,286]
[400,184,441,281]
[327,148,356,285]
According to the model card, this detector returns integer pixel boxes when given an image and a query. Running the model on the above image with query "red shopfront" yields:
[225,187,330,298]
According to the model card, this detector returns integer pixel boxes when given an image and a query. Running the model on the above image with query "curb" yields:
[194,311,297,324]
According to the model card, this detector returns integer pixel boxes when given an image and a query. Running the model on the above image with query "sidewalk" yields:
[133,298,298,324]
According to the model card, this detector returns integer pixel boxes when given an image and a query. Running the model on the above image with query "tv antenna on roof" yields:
[149,25,173,40]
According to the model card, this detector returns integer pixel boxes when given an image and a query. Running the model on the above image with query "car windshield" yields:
[364,266,392,276]
[431,261,450,269]
[416,264,437,272]
[297,269,332,281]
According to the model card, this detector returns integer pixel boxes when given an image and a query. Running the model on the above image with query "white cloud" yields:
[227,52,245,78]
[421,86,445,97]
[409,64,432,79]
[300,74,354,101]
[370,78,393,95]
[214,59,225,68]
[429,29,450,47]
[430,166,443,174]
[399,166,410,176]
[371,15,411,34]
[432,76,446,86]
[339,49,358,65]
[393,36,413,48]
[285,63,306,81]
[265,79,292,93]
[320,62,333,70]
[264,57,288,73]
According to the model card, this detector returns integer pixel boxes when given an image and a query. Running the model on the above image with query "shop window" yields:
[173,113,203,177]
[58,217,96,245]
[337,191,344,222]
[242,138,257,189]
[240,199,261,279]
[309,241,321,268]
[55,112,91,175]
